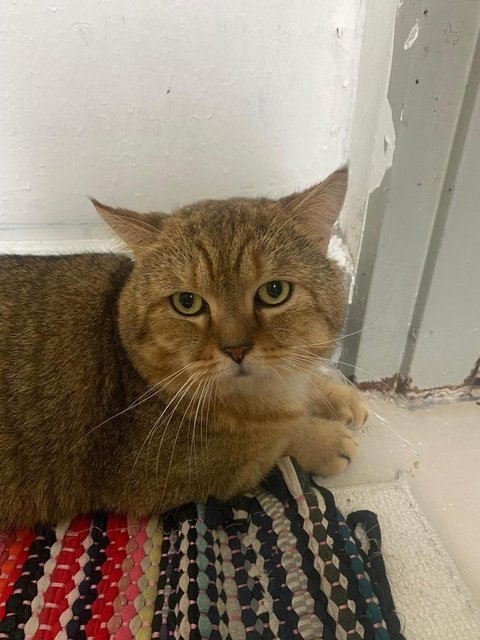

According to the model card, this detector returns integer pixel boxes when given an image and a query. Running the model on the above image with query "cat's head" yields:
[92,168,347,414]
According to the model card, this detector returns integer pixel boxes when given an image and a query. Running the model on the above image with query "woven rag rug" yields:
[0,458,404,640]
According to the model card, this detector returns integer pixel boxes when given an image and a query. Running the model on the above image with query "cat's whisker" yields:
[286,352,352,390]
[278,358,340,419]
[287,350,341,372]
[158,370,208,506]
[291,301,393,353]
[278,362,320,395]
[289,349,393,392]
[143,372,196,483]
[128,370,201,484]
[202,377,214,466]
[79,362,194,443]
[265,362,286,387]
[265,361,307,405]
[274,354,323,390]
[128,363,194,405]
[213,378,219,422]
[154,371,206,484]
[197,377,213,468]
[268,360,328,413]
[286,354,342,389]
[187,379,202,481]
[189,377,209,488]
[195,376,208,465]
[203,373,218,464]
[267,360,308,401]
[212,376,219,426]
[178,375,205,497]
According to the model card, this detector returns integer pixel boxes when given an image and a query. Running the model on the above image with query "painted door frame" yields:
[341,0,480,395]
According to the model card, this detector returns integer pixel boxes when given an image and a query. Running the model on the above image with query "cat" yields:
[0,167,368,529]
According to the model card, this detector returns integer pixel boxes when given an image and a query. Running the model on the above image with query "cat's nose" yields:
[222,343,253,364]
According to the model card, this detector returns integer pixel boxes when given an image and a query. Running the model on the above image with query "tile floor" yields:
[322,394,480,602]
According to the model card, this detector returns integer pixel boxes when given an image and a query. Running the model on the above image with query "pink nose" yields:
[222,343,252,364]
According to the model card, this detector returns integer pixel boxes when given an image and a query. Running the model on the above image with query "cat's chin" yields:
[217,363,306,405]
[217,373,308,418]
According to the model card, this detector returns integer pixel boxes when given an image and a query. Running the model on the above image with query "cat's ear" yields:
[90,198,166,251]
[276,167,348,250]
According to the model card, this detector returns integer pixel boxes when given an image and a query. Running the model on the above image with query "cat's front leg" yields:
[287,417,358,476]
[311,378,369,428]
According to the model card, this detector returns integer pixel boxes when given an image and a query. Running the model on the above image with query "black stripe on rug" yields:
[66,511,109,640]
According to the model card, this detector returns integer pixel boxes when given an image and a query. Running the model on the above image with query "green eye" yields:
[171,291,206,316]
[256,280,292,306]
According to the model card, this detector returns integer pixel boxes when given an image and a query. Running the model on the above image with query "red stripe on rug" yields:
[85,514,129,640]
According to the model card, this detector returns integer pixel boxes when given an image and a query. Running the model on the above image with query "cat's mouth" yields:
[234,365,250,377]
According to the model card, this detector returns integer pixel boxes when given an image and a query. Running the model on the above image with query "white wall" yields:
[0,0,364,245]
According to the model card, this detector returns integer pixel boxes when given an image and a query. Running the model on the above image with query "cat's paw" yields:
[314,382,369,429]
[292,420,359,476]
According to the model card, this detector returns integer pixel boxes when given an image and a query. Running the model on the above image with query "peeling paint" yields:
[327,233,354,273]
[404,20,419,50]
[340,0,397,257]
[366,97,395,194]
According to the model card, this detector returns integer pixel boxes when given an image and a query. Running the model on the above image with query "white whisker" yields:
[198,376,213,464]
[290,349,393,392]
[158,370,207,505]
[154,371,204,483]
[277,359,339,420]
[203,374,217,462]
[128,370,200,484]
[80,362,193,442]
[188,377,209,490]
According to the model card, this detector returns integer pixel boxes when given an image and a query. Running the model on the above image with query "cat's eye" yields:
[171,291,206,316]
[255,280,292,306]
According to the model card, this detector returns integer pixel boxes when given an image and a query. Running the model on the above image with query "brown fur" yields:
[0,168,368,528]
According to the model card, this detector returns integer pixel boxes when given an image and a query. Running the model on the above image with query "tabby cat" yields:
[0,168,368,528]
